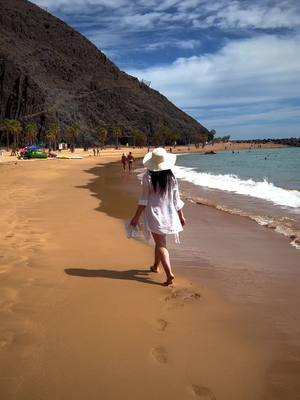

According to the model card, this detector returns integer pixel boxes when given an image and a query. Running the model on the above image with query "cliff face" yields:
[0,0,208,143]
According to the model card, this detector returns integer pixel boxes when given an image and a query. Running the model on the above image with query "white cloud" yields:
[155,0,182,11]
[201,106,300,127]
[85,29,129,50]
[195,103,300,138]
[127,35,300,107]
[206,1,300,30]
[33,0,127,11]
[120,12,165,29]
[127,34,300,137]
[145,39,199,51]
[32,0,300,31]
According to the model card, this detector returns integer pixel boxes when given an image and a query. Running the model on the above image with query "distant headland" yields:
[232,138,300,147]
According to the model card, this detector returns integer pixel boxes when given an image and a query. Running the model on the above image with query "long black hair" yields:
[149,169,175,194]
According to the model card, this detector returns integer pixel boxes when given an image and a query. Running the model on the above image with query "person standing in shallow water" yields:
[130,148,185,286]
[127,151,135,171]
[121,153,127,171]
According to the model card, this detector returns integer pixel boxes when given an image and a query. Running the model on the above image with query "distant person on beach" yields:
[130,147,185,286]
[127,152,135,171]
[121,153,127,171]
[96,147,100,156]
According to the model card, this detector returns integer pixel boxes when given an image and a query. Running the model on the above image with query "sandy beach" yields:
[1,149,299,399]
[0,141,286,165]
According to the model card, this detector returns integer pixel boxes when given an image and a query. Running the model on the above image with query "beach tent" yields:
[27,145,42,151]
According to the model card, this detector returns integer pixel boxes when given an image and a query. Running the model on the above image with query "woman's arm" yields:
[130,205,146,226]
[177,208,186,226]
[130,172,149,226]
[173,179,186,226]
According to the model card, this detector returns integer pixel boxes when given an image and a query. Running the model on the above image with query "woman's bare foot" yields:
[150,266,160,273]
[163,275,175,286]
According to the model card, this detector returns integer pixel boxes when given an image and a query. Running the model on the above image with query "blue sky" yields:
[33,0,300,139]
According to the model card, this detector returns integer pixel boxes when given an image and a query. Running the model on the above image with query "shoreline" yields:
[0,141,288,164]
[0,155,299,399]
[178,187,300,250]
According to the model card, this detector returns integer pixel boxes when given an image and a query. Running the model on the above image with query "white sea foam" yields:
[174,166,300,209]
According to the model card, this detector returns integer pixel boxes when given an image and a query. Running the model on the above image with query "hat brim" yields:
[143,151,177,171]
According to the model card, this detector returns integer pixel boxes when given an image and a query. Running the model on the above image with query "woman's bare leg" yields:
[152,233,174,284]
[151,245,161,272]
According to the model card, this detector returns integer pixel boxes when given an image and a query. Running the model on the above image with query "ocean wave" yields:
[174,166,300,209]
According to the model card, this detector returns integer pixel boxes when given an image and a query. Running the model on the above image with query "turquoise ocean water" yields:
[174,148,300,249]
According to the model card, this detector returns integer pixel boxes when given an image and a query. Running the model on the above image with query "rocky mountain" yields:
[0,0,209,144]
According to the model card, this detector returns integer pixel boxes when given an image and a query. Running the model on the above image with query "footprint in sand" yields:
[157,318,168,332]
[10,256,30,268]
[150,346,168,364]
[0,330,36,349]
[165,288,201,302]
[163,288,201,309]
[1,288,19,312]
[0,331,14,349]
[12,332,36,346]
[188,385,216,399]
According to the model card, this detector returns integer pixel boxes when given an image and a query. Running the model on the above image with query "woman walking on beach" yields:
[130,148,185,286]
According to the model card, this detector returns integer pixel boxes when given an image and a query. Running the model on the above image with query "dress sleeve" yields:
[138,173,150,206]
[173,179,184,211]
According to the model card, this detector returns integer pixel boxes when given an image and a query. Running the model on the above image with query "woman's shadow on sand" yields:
[64,268,164,286]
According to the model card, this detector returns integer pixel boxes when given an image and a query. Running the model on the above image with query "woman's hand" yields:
[130,205,146,226]
[177,209,186,226]
[130,216,139,227]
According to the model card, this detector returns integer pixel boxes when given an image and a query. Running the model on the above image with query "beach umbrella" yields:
[27,145,41,151]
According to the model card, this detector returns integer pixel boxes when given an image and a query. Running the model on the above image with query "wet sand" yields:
[0,156,299,399]
[170,201,300,396]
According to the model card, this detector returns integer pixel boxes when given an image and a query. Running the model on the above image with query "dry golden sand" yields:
[0,147,295,399]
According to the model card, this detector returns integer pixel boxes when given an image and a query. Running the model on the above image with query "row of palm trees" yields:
[0,119,81,153]
[0,119,143,152]
[0,118,211,153]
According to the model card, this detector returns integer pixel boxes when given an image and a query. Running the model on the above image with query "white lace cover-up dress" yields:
[138,171,184,242]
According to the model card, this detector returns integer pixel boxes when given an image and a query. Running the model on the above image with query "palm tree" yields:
[168,131,179,148]
[98,127,108,149]
[132,129,146,147]
[112,127,122,149]
[193,132,207,148]
[208,129,216,142]
[0,119,22,152]
[11,120,22,155]
[0,119,12,150]
[46,125,60,151]
[68,124,80,152]
[25,122,38,146]
[153,126,169,146]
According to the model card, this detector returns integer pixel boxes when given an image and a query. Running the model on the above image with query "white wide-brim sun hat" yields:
[143,147,176,171]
